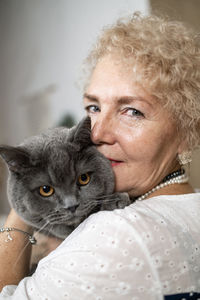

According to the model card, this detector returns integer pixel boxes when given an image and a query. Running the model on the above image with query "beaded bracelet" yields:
[0,227,37,244]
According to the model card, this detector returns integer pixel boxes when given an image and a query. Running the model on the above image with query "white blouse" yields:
[1,193,200,300]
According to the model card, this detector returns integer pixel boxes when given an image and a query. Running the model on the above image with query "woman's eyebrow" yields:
[117,96,153,107]
[83,93,98,102]
[83,93,153,107]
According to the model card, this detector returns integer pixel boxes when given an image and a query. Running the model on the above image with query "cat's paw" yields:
[101,192,131,211]
[116,192,131,209]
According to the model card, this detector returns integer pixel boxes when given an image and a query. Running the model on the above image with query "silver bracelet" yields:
[0,227,37,244]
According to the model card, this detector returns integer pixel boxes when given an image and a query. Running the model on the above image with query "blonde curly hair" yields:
[84,12,200,151]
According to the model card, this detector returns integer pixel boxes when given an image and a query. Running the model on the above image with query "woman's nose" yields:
[91,116,115,145]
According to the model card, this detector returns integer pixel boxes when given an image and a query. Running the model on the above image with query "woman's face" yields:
[83,56,182,197]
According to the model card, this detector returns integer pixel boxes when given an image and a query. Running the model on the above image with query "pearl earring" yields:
[177,151,192,165]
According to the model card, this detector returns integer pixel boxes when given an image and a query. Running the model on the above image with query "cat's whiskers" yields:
[34,220,51,235]
[31,193,122,229]
[77,202,98,216]
[89,195,120,204]
[13,239,31,273]
[46,210,72,224]
[46,210,68,218]
[29,214,50,224]
[43,224,54,238]
[78,193,127,216]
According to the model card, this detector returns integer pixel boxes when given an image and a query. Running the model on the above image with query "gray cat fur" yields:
[0,117,131,239]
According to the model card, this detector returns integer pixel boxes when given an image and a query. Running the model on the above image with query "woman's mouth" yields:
[108,158,123,167]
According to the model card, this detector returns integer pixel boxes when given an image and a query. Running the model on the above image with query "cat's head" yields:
[0,117,115,238]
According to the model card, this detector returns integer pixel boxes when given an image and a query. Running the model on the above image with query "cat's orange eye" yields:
[39,185,54,197]
[78,173,90,186]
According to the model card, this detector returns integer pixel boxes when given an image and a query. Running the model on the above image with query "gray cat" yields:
[0,117,131,239]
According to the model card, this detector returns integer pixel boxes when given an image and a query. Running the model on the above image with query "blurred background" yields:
[0,0,199,215]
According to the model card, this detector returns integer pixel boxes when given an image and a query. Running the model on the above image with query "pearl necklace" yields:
[136,172,189,201]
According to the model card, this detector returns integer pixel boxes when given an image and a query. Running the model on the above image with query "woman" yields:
[0,13,200,299]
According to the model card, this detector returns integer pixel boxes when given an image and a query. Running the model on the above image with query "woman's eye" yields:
[85,105,100,114]
[78,173,90,186]
[125,108,144,118]
[39,185,54,197]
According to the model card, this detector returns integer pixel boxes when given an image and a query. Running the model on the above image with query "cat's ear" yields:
[70,117,93,148]
[0,145,30,173]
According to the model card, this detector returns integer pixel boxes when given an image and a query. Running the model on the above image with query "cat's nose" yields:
[68,204,79,213]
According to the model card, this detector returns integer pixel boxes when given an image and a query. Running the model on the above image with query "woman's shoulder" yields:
[39,192,200,265]
[120,192,200,233]
[62,192,200,246]
[99,192,200,227]
[75,192,200,250]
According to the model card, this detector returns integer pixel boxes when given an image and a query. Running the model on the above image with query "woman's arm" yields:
[0,209,33,290]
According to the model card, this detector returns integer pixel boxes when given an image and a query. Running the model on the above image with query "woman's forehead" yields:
[86,56,157,106]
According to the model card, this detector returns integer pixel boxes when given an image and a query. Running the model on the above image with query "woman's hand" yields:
[0,209,63,291]
[0,209,34,290]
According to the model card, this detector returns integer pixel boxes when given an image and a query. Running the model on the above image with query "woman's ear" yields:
[0,146,30,173]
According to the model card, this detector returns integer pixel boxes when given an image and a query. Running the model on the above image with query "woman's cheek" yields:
[117,122,147,144]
